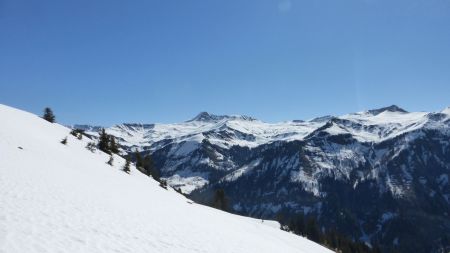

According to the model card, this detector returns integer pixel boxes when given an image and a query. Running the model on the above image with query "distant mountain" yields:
[188,111,257,122]
[70,124,103,132]
[367,105,408,115]
[77,105,450,253]
[0,104,332,253]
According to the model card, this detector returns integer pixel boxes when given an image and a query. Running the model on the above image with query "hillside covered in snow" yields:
[0,104,332,253]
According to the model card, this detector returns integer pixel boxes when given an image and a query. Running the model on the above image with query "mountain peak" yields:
[367,105,407,115]
[309,115,335,123]
[191,112,214,121]
[188,112,256,122]
[118,123,154,128]
[70,124,103,132]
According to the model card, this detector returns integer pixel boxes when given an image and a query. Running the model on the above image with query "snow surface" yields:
[0,104,332,253]
[222,159,262,182]
[165,174,209,194]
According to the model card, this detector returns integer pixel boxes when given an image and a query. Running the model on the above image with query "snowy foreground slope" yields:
[0,104,332,253]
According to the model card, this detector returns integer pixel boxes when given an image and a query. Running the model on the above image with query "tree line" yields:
[281,213,382,253]
[206,186,383,253]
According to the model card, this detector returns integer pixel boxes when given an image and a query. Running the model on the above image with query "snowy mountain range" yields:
[74,105,450,253]
[0,104,332,253]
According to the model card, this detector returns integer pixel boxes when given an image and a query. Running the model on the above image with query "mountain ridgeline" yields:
[75,106,450,253]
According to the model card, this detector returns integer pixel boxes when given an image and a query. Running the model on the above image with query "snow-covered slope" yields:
[0,104,332,253]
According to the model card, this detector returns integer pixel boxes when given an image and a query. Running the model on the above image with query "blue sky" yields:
[1,0,449,125]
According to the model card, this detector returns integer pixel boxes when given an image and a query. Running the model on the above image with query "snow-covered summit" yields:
[71,124,103,132]
[0,104,331,253]
[308,115,335,123]
[367,105,407,115]
[188,111,257,122]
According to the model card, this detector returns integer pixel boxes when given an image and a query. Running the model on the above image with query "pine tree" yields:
[135,150,143,167]
[159,179,168,189]
[106,155,114,166]
[70,129,84,140]
[305,217,321,243]
[213,188,228,211]
[289,214,306,236]
[123,159,131,173]
[134,150,145,173]
[98,128,110,154]
[86,142,96,152]
[109,136,119,154]
[43,107,55,123]
[60,137,68,145]
[143,154,159,180]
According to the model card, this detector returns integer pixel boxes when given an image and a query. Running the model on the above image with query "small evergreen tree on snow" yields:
[283,215,377,253]
[60,137,68,145]
[70,129,84,140]
[305,217,321,243]
[123,159,131,173]
[109,136,119,154]
[98,128,110,154]
[144,154,159,180]
[288,213,306,236]
[86,142,96,152]
[106,155,114,166]
[133,150,160,177]
[134,150,143,168]
[159,179,168,189]
[43,107,55,123]
[134,149,147,174]
[212,188,228,211]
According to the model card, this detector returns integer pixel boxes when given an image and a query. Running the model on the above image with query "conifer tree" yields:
[98,129,110,154]
[86,142,96,152]
[60,137,67,145]
[213,188,228,211]
[107,155,114,166]
[109,136,119,154]
[70,129,84,140]
[159,179,168,189]
[289,213,306,236]
[134,150,144,170]
[144,154,159,179]
[43,107,55,123]
[284,216,377,253]
[123,159,131,173]
[305,217,321,243]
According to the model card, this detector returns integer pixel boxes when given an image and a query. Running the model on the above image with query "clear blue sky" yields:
[1,0,449,125]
